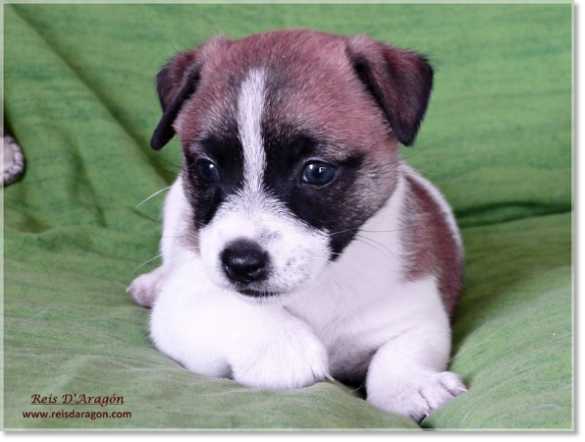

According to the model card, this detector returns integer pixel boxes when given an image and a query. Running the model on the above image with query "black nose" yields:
[221,240,269,285]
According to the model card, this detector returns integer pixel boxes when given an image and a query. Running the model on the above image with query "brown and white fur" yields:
[128,30,466,423]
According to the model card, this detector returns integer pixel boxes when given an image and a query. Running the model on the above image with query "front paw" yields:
[367,370,467,423]
[231,325,329,390]
[127,266,167,308]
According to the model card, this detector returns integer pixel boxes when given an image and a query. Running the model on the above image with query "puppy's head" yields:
[152,30,433,299]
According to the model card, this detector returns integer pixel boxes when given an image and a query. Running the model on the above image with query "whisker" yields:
[329,225,412,237]
[149,163,181,177]
[136,186,171,208]
[156,154,182,170]
[354,234,402,265]
[401,147,429,161]
[133,254,163,274]
[134,210,163,225]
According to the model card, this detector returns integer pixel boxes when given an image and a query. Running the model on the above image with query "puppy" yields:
[129,29,466,423]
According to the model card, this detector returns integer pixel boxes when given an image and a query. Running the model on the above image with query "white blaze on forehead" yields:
[237,68,267,192]
[196,68,331,295]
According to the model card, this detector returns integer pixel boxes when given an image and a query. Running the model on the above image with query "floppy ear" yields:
[346,35,434,146]
[151,51,201,150]
[151,38,230,151]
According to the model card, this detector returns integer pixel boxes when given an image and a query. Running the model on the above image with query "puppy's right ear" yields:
[151,38,229,151]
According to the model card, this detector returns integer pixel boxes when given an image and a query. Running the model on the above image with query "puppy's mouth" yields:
[237,287,283,298]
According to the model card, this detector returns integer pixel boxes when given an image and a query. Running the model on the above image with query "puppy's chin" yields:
[205,269,321,303]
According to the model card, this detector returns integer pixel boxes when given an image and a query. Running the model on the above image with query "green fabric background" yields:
[2,2,573,430]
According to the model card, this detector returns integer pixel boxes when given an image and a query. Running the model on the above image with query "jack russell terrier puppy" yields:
[129,29,466,423]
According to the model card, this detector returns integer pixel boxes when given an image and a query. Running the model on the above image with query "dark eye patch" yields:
[183,133,245,228]
[261,125,369,257]
[198,136,245,173]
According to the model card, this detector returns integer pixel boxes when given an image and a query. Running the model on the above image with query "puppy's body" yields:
[130,30,465,422]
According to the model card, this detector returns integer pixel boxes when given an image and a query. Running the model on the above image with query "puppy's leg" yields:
[366,338,466,423]
[227,305,330,390]
[365,283,466,422]
[151,271,329,389]
[127,266,167,308]
[128,177,186,308]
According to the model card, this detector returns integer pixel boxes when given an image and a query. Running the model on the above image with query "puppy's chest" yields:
[284,280,399,380]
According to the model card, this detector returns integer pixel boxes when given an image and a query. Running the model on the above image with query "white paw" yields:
[367,370,466,423]
[230,322,329,390]
[127,266,167,308]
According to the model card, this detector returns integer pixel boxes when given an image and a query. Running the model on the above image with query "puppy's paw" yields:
[127,266,167,308]
[367,370,466,423]
[231,324,329,390]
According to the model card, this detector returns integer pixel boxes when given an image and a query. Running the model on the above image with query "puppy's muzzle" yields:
[221,239,270,287]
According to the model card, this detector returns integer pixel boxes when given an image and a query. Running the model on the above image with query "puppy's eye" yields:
[196,160,220,183]
[302,161,336,186]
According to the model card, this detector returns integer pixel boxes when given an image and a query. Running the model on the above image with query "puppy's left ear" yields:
[151,37,230,150]
[346,35,434,146]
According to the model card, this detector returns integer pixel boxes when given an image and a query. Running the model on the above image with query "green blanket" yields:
[2,3,573,430]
